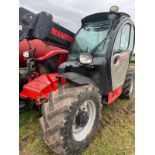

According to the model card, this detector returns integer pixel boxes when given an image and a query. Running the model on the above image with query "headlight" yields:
[23,51,30,58]
[79,54,93,64]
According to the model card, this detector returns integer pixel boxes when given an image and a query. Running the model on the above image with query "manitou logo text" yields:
[51,27,73,42]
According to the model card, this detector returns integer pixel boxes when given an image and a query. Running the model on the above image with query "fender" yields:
[58,72,94,85]
[37,49,68,63]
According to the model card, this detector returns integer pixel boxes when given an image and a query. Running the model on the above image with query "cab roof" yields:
[81,12,130,25]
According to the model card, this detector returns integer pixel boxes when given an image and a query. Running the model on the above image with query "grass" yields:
[130,55,135,65]
[19,110,52,155]
[19,110,40,136]
[83,115,134,155]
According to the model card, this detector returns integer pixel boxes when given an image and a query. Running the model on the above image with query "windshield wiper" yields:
[89,20,114,55]
[89,37,109,55]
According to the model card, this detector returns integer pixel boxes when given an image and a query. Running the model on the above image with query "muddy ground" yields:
[20,65,135,155]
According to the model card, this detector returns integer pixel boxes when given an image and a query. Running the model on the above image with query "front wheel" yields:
[39,83,101,155]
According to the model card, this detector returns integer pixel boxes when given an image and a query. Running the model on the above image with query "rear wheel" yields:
[39,83,101,155]
[121,69,134,99]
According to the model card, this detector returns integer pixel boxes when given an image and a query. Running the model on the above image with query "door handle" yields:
[113,54,120,64]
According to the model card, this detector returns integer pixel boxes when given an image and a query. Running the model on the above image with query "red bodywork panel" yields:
[19,39,68,67]
[108,86,123,104]
[37,49,68,61]
[20,73,67,103]
[20,73,60,101]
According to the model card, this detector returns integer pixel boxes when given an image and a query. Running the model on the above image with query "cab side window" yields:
[113,24,131,53]
[128,26,135,52]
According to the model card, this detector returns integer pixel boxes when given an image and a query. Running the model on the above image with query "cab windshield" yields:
[70,20,111,58]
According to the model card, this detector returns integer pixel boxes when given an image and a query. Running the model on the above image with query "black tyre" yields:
[121,69,134,99]
[39,83,101,155]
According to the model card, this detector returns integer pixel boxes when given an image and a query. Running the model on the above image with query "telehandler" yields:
[20,6,135,155]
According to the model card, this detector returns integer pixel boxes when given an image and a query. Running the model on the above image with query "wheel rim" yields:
[72,100,96,141]
[129,79,134,94]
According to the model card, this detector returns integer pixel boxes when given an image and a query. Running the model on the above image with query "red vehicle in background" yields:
[19,7,74,107]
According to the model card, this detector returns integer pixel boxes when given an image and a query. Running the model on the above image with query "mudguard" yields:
[58,72,94,85]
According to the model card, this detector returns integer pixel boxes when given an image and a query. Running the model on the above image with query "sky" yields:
[19,0,134,33]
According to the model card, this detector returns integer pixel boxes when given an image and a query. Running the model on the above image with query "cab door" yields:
[111,22,135,90]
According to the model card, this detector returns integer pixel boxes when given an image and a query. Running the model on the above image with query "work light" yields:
[79,54,93,64]
[110,6,119,12]
[23,51,30,58]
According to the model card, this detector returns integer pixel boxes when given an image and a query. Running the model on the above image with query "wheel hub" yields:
[72,100,96,142]
[75,111,89,127]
